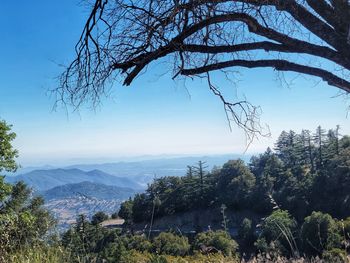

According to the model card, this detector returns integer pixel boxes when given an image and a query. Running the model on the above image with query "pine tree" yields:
[313,126,327,169]
[301,130,315,173]
[193,161,209,207]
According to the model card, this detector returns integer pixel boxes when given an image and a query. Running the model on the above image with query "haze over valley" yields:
[5,154,247,228]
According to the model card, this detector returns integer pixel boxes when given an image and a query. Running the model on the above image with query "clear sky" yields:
[0,1,349,166]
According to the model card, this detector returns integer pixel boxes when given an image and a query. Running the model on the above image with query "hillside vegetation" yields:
[1,122,350,262]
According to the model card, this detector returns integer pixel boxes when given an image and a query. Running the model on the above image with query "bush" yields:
[118,199,134,223]
[91,211,109,225]
[123,235,152,252]
[153,232,190,256]
[100,239,127,263]
[254,237,269,253]
[301,211,342,256]
[238,218,255,246]
[340,217,350,242]
[258,210,297,256]
[322,248,348,263]
[193,230,238,257]
[4,246,70,263]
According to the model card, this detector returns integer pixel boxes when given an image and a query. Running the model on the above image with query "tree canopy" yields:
[0,120,54,259]
[59,0,350,138]
[0,120,18,174]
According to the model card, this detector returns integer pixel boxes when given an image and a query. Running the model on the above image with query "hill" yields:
[42,181,138,201]
[6,168,142,191]
[41,181,138,229]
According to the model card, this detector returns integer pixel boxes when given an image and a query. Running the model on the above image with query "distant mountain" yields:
[42,181,138,201]
[67,154,250,186]
[5,168,142,191]
[4,165,56,177]
[42,182,139,229]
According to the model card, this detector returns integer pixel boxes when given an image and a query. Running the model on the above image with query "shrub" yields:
[153,232,190,256]
[238,218,255,246]
[118,199,134,223]
[123,235,152,252]
[322,248,347,263]
[258,209,297,256]
[193,230,238,257]
[4,246,70,263]
[340,217,350,242]
[91,211,109,225]
[301,211,342,256]
[254,237,269,253]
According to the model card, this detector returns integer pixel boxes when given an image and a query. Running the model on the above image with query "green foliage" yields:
[0,120,18,173]
[148,254,169,263]
[0,182,55,255]
[322,248,348,263]
[118,198,133,223]
[153,232,190,256]
[91,211,109,225]
[0,120,55,261]
[60,213,241,262]
[4,246,71,263]
[340,217,350,242]
[217,160,256,209]
[254,237,269,253]
[124,126,350,225]
[132,193,152,222]
[4,123,350,262]
[257,210,297,256]
[111,212,118,219]
[193,230,238,257]
[238,218,255,247]
[124,234,152,252]
[301,211,342,256]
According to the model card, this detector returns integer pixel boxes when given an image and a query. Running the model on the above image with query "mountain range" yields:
[4,154,248,228]
[66,154,250,186]
[5,168,142,191]
[42,181,138,201]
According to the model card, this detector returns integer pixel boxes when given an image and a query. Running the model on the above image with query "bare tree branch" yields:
[57,0,350,141]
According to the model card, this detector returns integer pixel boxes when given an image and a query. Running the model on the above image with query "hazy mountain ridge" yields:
[5,168,142,191]
[66,154,250,186]
[4,155,247,228]
[42,181,138,201]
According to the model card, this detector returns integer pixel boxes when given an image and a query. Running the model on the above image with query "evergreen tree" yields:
[313,126,328,169]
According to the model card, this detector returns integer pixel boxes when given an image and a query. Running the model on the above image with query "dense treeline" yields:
[61,214,239,262]
[120,126,350,224]
[60,209,350,262]
[114,126,350,260]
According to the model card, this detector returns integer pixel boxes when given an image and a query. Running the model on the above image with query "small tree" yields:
[217,160,256,209]
[257,210,298,256]
[0,120,54,256]
[118,198,134,224]
[0,120,18,174]
[193,230,238,257]
[301,211,342,256]
[91,211,109,225]
[238,218,255,247]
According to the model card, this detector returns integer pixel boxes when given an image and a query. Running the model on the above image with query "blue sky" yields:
[0,1,349,166]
